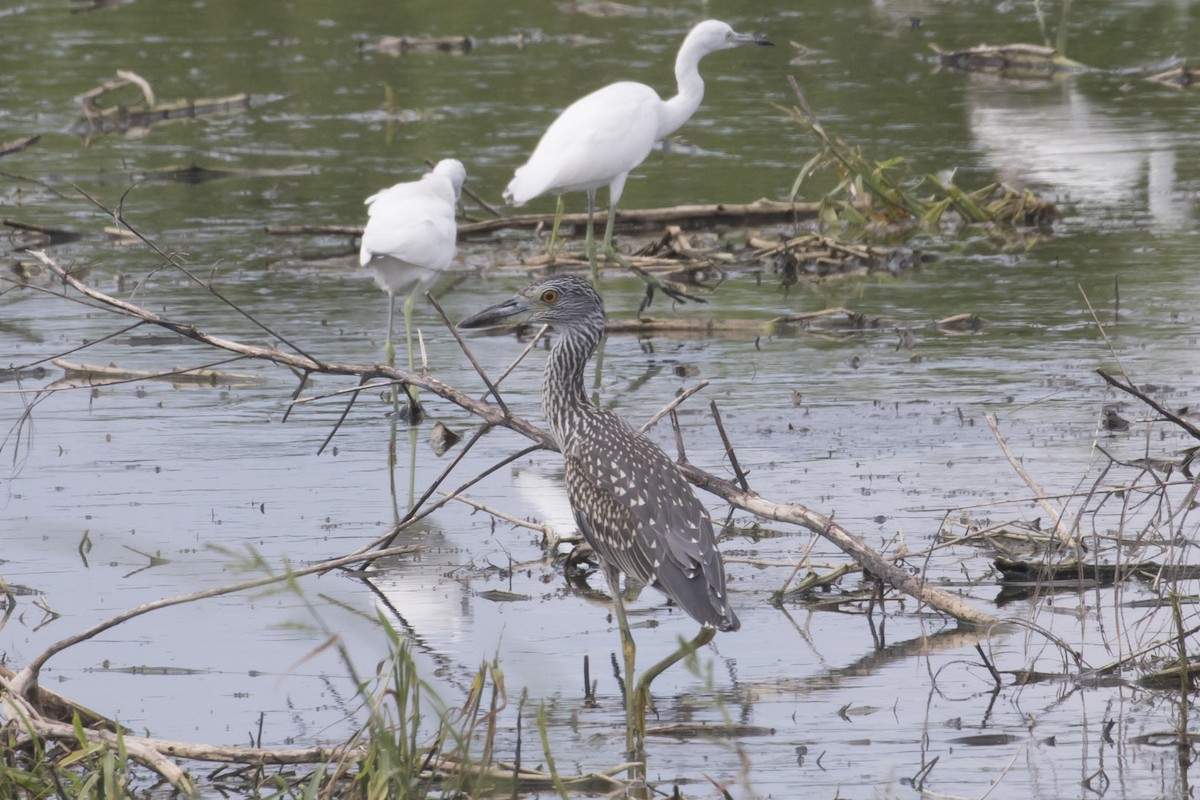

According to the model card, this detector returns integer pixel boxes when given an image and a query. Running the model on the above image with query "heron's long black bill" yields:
[457,296,535,330]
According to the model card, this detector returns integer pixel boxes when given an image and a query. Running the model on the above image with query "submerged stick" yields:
[986,413,1077,546]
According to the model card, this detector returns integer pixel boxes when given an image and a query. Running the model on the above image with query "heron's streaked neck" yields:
[542,323,603,449]
[657,40,707,140]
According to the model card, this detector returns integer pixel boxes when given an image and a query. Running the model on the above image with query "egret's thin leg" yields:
[604,564,639,763]
[601,199,618,257]
[548,195,565,262]
[398,290,423,424]
[632,625,716,755]
[384,291,397,369]
[600,212,633,272]
[600,177,627,268]
[384,291,402,423]
[584,189,599,284]
[402,290,418,373]
[385,291,401,489]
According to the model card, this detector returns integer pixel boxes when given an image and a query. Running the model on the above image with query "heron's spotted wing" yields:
[563,409,738,630]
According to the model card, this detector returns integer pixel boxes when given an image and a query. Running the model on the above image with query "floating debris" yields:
[73,70,270,138]
[476,589,532,603]
[429,421,462,456]
[1147,64,1199,90]
[3,218,84,248]
[129,163,314,184]
[1102,404,1132,432]
[929,43,1089,79]
[992,556,1200,585]
[0,134,39,158]
[749,232,926,282]
[376,34,475,57]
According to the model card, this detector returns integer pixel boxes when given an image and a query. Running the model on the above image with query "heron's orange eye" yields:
[540,288,560,304]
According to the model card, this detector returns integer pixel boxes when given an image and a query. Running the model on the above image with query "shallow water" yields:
[3,0,1200,797]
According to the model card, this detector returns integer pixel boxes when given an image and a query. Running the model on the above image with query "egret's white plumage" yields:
[504,20,771,267]
[359,158,466,377]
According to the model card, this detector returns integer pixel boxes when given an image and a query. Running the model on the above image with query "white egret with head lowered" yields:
[359,158,466,419]
[504,20,771,273]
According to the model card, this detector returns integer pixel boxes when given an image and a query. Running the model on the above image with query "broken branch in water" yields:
[73,70,265,138]
[0,134,40,158]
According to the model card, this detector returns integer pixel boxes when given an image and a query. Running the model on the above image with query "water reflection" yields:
[511,460,575,541]
[965,76,1193,229]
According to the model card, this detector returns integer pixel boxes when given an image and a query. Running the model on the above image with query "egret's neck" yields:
[657,40,707,140]
[542,324,603,450]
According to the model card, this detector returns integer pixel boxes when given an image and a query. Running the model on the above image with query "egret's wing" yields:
[359,193,457,269]
[507,82,661,203]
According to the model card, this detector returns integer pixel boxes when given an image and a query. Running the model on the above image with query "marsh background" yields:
[2,0,1200,797]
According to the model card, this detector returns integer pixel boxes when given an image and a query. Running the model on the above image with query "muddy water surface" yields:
[3,0,1200,797]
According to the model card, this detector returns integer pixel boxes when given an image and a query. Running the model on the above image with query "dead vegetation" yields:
[781,76,1060,234]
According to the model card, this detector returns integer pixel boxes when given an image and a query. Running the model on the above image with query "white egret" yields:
[504,20,771,271]
[359,159,466,415]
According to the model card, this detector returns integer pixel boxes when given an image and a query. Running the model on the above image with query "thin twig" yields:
[317,374,370,455]
[974,642,1003,688]
[280,369,311,424]
[710,400,750,491]
[427,290,509,415]
[637,380,708,434]
[985,413,1075,546]
[669,408,688,464]
[375,431,545,553]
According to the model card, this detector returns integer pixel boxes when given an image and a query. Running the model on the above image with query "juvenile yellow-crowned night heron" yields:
[459,274,738,751]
